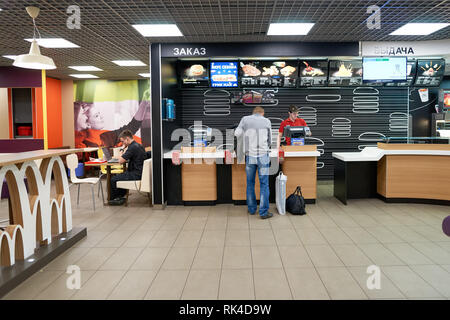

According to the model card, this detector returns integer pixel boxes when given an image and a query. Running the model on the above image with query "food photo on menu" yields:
[210,61,238,87]
[299,60,328,86]
[328,60,363,85]
[179,61,209,87]
[240,60,298,87]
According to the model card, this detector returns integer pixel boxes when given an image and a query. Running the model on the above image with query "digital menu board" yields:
[414,59,445,87]
[363,57,407,82]
[328,60,363,86]
[178,61,209,87]
[299,60,328,86]
[240,60,298,88]
[210,61,238,88]
[443,90,450,110]
[385,60,417,87]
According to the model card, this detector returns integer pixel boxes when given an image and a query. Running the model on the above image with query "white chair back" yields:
[140,159,152,193]
[66,154,79,183]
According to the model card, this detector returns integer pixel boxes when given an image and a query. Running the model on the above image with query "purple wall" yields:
[0,139,44,153]
[0,66,42,88]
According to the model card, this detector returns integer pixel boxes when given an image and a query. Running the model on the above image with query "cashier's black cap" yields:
[288,105,299,113]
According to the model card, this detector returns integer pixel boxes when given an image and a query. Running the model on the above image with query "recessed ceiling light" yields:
[112,60,146,66]
[390,23,450,35]
[69,66,103,71]
[25,38,79,48]
[139,73,151,77]
[3,55,18,60]
[267,23,315,35]
[132,24,183,37]
[69,74,99,79]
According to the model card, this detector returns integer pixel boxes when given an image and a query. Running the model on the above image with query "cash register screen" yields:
[284,126,306,138]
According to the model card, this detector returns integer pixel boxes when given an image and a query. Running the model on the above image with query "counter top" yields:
[163,149,320,159]
[0,149,81,166]
[333,147,450,162]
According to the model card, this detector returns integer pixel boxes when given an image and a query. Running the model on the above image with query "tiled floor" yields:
[1,181,450,300]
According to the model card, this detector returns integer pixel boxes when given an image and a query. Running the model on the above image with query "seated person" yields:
[109,130,147,206]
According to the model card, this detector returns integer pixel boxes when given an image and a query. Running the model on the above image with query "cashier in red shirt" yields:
[277,105,310,148]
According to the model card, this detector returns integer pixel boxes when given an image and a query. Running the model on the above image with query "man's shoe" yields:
[260,212,273,219]
[108,198,126,206]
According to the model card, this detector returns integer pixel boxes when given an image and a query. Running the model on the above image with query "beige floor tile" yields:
[95,229,135,247]
[270,215,294,229]
[3,270,64,300]
[364,226,404,243]
[316,267,367,299]
[278,246,313,268]
[273,228,302,246]
[34,270,96,300]
[382,266,442,298]
[410,242,450,264]
[43,247,90,271]
[219,269,254,300]
[249,215,272,229]
[227,216,249,229]
[145,270,189,299]
[71,270,126,300]
[131,247,171,270]
[173,230,203,247]
[148,229,180,247]
[100,247,143,270]
[309,214,338,228]
[250,229,276,246]
[289,215,316,229]
[410,265,450,298]
[225,229,250,246]
[73,230,110,248]
[285,267,330,299]
[297,228,328,245]
[253,269,292,300]
[347,266,405,299]
[137,217,167,231]
[251,246,283,269]
[436,242,450,253]
[357,244,404,266]
[205,217,228,230]
[349,214,381,227]
[341,227,379,244]
[122,230,155,248]
[304,245,344,267]
[107,270,157,300]
[183,217,207,230]
[181,269,221,300]
[192,247,224,270]
[386,226,429,243]
[199,229,226,247]
[223,246,252,269]
[385,243,434,265]
[329,214,359,228]
[410,226,450,242]
[76,247,117,270]
[332,244,373,267]
[319,228,354,244]
[161,247,197,270]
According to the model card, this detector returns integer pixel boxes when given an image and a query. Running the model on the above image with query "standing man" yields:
[235,106,273,219]
[109,130,147,206]
[277,105,311,148]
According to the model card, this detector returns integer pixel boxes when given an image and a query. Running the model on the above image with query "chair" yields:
[117,158,152,206]
[66,153,104,211]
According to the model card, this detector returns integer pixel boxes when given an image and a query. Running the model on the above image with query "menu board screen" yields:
[299,60,328,86]
[328,60,363,86]
[385,60,417,87]
[210,61,238,88]
[415,59,445,86]
[444,91,450,110]
[178,61,209,87]
[363,57,407,82]
[240,60,298,87]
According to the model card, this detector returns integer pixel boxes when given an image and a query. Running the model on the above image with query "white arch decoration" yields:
[0,156,72,266]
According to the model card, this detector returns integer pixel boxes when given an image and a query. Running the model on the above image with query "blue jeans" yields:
[245,154,270,216]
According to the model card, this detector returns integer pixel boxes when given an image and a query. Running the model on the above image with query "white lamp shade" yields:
[13,40,56,70]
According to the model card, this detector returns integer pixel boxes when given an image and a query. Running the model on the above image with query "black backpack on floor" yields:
[286,186,306,215]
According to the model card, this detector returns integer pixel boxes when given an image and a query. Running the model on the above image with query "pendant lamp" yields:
[13,6,56,70]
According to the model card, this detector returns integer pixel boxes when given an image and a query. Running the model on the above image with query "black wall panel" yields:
[179,87,408,180]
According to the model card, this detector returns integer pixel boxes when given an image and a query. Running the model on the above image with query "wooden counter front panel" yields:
[377,155,450,201]
[282,157,317,199]
[231,163,260,200]
[181,162,217,201]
